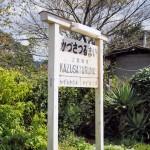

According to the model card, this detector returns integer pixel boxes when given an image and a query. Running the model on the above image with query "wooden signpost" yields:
[40,11,108,150]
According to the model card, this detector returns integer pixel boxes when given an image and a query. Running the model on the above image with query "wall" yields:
[115,54,150,80]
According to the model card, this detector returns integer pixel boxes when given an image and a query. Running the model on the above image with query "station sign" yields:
[59,36,98,88]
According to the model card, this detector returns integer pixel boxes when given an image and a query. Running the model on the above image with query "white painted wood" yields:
[40,11,107,150]
[100,35,108,42]
[71,22,101,39]
[40,11,71,29]
[48,23,60,150]
[59,76,98,88]
[95,39,104,150]
[39,11,108,41]
[59,50,98,78]
[59,36,98,78]
[80,77,98,88]
[58,36,98,88]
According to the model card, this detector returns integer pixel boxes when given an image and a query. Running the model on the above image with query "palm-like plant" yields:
[104,83,144,137]
[123,109,150,141]
[104,83,143,112]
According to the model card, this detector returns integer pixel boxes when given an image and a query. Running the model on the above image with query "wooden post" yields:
[95,39,104,150]
[40,11,108,150]
[48,23,60,150]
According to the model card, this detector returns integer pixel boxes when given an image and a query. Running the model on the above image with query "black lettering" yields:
[60,63,64,73]
[72,65,76,73]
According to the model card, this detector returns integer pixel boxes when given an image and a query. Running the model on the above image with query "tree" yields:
[9,0,150,50]
[0,30,33,68]
[107,23,144,50]
[0,0,14,28]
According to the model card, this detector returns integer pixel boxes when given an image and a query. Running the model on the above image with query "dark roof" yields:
[105,45,150,59]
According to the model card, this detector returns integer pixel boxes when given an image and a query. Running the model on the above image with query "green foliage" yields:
[0,68,47,150]
[0,102,28,150]
[104,145,124,150]
[59,133,95,150]
[0,30,33,68]
[0,103,47,150]
[59,87,82,137]
[104,83,142,138]
[25,112,47,150]
[105,79,150,142]
[130,67,150,102]
[104,140,150,150]
[129,68,150,142]
[28,72,95,140]
[59,87,95,139]
[134,143,150,150]
[25,71,48,113]
[105,83,141,111]
[0,68,31,104]
[123,109,150,141]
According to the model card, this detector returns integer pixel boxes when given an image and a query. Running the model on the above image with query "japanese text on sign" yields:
[60,37,97,57]
[59,36,98,88]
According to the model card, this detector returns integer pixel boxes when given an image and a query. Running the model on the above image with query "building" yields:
[105,45,150,79]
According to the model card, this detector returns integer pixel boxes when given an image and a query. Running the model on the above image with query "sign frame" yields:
[40,11,108,150]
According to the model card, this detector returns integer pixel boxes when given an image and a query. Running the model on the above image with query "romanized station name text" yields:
[60,63,96,75]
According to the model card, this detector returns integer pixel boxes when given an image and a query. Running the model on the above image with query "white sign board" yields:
[59,37,98,88]
[40,11,108,150]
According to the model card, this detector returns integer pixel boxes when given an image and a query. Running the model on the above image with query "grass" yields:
[59,135,150,150]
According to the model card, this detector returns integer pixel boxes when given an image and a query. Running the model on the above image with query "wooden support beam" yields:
[39,11,108,41]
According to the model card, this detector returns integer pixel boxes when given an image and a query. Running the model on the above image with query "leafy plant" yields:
[0,68,47,150]
[123,109,150,142]
[133,143,150,150]
[59,87,95,140]
[104,83,142,138]
[104,144,124,150]
[130,68,150,101]
[105,83,142,111]
[0,67,32,104]
[130,67,150,113]
[59,133,95,150]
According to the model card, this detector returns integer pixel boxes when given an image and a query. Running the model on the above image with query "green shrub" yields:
[104,83,142,138]
[123,109,150,142]
[0,103,28,150]
[104,145,124,150]
[0,67,32,104]
[134,143,150,150]
[130,67,150,102]
[59,133,95,150]
[0,102,47,150]
[28,73,96,140]
[25,72,48,113]
[59,87,95,139]
[25,112,47,150]
[0,68,47,150]
[130,68,150,142]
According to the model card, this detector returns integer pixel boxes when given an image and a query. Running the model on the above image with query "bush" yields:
[0,68,31,104]
[59,87,95,139]
[130,68,150,143]
[123,109,150,142]
[0,68,47,150]
[134,143,150,150]
[59,133,95,150]
[104,83,142,138]
[0,67,96,149]
[130,67,150,102]
[27,73,96,140]
[104,145,124,150]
